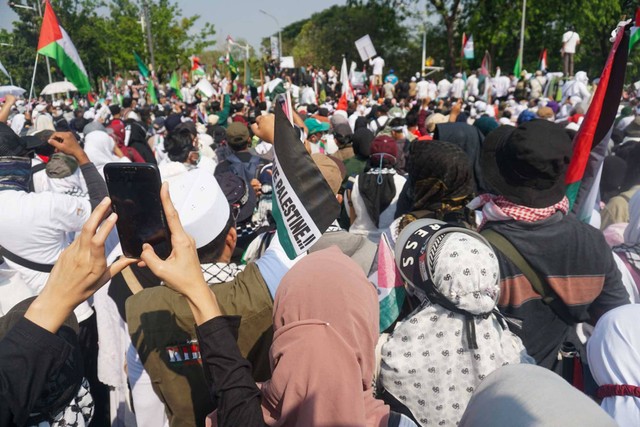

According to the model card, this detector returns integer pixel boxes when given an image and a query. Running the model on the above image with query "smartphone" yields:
[104,163,172,259]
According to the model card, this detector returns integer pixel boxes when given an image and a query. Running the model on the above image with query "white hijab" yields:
[624,191,640,244]
[83,130,129,176]
[587,304,640,426]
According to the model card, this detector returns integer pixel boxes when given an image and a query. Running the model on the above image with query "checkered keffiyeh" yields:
[468,194,570,230]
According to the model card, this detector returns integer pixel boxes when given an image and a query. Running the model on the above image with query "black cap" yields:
[215,171,257,223]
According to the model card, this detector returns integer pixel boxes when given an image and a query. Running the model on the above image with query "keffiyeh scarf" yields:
[32,378,94,427]
[201,262,245,284]
[468,194,569,230]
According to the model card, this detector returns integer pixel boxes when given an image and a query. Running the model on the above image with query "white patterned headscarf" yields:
[380,232,530,426]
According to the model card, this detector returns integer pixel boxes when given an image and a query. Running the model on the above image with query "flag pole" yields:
[421,27,426,77]
[518,0,527,74]
[28,54,40,105]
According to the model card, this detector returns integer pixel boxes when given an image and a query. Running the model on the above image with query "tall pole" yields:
[259,10,282,58]
[142,1,156,74]
[28,54,39,103]
[421,28,426,77]
[518,0,527,70]
[34,0,53,86]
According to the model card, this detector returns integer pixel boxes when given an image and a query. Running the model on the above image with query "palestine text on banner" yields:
[271,103,340,259]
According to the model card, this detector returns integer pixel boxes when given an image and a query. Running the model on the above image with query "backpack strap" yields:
[0,246,55,273]
[28,162,48,192]
[121,265,143,294]
[481,228,574,324]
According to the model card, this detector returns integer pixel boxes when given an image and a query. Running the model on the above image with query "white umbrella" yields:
[40,81,78,95]
[0,85,26,98]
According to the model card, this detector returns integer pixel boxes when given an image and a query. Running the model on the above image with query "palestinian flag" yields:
[461,33,467,58]
[566,22,629,213]
[37,0,90,94]
[87,92,96,106]
[371,234,405,332]
[271,102,340,259]
[133,51,150,78]
[539,49,548,71]
[463,35,474,59]
[190,55,205,77]
[169,71,183,100]
[630,7,640,52]
[480,51,491,76]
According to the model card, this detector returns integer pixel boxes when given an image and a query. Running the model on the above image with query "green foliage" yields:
[463,0,625,78]
[0,0,215,94]
[261,3,421,78]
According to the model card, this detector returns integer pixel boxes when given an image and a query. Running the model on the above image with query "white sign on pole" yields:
[280,56,295,69]
[270,36,280,60]
[355,35,377,62]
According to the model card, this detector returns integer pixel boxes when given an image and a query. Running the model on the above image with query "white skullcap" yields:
[167,168,230,249]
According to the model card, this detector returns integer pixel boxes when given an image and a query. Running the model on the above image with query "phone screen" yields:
[104,163,172,259]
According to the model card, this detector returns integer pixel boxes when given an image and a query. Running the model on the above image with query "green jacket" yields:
[126,263,273,427]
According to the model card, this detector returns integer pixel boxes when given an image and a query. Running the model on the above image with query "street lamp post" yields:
[259,9,282,60]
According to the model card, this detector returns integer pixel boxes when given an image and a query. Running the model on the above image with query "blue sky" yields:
[0,0,347,50]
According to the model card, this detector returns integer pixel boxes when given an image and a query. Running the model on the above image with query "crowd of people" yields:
[1,42,640,427]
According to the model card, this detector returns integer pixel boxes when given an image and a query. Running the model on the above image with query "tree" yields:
[425,0,468,72]
[262,3,418,78]
[0,0,215,95]
[464,0,624,78]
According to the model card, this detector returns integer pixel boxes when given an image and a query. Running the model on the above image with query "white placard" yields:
[280,56,295,69]
[355,35,377,62]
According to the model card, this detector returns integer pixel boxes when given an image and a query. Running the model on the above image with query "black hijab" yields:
[434,122,486,192]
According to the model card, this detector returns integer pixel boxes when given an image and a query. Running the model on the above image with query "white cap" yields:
[167,168,230,249]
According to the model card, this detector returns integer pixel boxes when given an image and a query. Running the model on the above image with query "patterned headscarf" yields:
[381,232,528,426]
[399,140,474,231]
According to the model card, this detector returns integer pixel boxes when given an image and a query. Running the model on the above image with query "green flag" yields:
[147,79,158,105]
[170,71,183,100]
[133,51,150,78]
[513,51,522,77]
[228,53,238,81]
[631,27,640,53]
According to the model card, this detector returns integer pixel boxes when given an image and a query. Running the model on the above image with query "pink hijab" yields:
[260,246,390,427]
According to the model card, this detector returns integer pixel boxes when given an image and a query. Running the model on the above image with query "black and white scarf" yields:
[358,168,397,227]
[201,262,245,284]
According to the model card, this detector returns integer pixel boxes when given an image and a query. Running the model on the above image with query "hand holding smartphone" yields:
[104,163,172,259]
